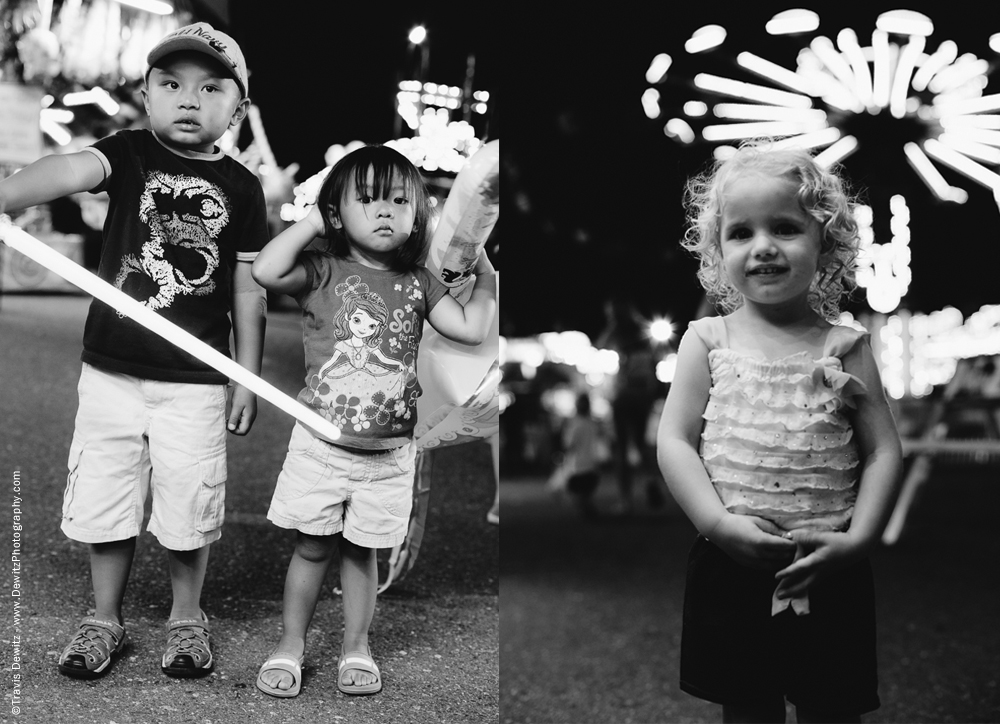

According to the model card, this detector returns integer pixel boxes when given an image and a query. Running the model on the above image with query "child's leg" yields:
[487,434,499,524]
[722,699,786,723]
[166,545,210,620]
[90,538,137,624]
[339,536,378,688]
[259,532,338,691]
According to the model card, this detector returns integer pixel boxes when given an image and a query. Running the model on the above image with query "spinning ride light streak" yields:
[644,9,1000,202]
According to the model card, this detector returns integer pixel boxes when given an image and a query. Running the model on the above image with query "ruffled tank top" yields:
[691,317,869,532]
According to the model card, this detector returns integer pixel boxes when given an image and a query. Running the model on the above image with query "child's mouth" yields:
[747,266,787,276]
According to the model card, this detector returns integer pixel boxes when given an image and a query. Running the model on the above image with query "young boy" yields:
[0,23,269,679]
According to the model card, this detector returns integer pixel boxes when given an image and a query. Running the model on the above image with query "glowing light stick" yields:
[0,217,341,442]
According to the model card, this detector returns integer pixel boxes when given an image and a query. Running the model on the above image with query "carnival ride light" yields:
[810,37,864,112]
[646,53,672,84]
[665,119,695,144]
[836,29,875,110]
[903,142,967,202]
[938,134,1000,166]
[645,8,1000,342]
[112,0,173,14]
[939,114,1000,130]
[702,119,827,142]
[871,30,892,110]
[40,108,73,124]
[642,88,661,119]
[40,117,71,145]
[770,127,842,151]
[713,103,826,122]
[889,36,924,119]
[693,73,812,107]
[736,52,815,95]
[765,9,820,36]
[685,25,727,54]
[911,40,958,92]
[684,101,708,117]
[875,9,934,37]
[933,92,1000,116]
[925,137,1000,190]
[928,56,990,95]
[62,87,119,116]
[813,134,859,167]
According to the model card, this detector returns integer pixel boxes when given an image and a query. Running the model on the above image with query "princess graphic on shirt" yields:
[307,277,412,432]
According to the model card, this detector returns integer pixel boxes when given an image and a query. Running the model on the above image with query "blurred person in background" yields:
[546,391,607,519]
[597,295,666,514]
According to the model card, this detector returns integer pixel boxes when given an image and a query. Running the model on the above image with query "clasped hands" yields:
[707,513,867,600]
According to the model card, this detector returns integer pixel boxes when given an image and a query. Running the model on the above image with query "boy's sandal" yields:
[58,616,127,679]
[161,610,213,677]
[255,651,305,698]
[338,645,382,695]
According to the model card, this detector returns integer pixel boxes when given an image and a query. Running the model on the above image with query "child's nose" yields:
[751,233,777,255]
[178,90,199,108]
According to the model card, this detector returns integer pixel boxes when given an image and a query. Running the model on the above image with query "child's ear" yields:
[329,204,342,228]
[230,98,250,127]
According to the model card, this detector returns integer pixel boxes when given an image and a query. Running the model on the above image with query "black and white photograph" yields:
[503,2,999,723]
[1,1,498,722]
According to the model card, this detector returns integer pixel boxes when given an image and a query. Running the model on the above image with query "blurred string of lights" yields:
[500,305,1000,418]
[279,25,491,221]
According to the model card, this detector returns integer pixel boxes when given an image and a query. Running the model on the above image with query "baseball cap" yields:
[146,22,249,98]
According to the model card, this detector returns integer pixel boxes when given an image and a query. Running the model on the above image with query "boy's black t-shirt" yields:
[80,129,269,384]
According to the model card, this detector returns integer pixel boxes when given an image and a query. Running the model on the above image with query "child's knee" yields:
[295,533,337,563]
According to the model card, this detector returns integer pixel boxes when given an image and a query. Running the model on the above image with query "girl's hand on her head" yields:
[305,204,327,237]
[773,529,864,599]
[708,513,796,571]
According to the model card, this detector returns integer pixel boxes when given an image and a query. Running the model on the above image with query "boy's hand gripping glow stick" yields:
[0,216,341,442]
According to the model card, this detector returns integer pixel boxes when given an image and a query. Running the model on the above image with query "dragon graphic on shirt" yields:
[115,171,228,310]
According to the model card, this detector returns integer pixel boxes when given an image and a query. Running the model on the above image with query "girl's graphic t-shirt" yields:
[295,252,449,450]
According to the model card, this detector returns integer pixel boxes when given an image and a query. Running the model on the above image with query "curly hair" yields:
[681,140,861,321]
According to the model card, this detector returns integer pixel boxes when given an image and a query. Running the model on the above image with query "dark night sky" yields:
[229,3,498,179]
[505,1,998,339]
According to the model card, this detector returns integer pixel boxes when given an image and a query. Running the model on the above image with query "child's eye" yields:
[204,85,218,93]
[394,197,409,205]
[726,227,751,241]
[775,223,800,235]
[358,195,373,204]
